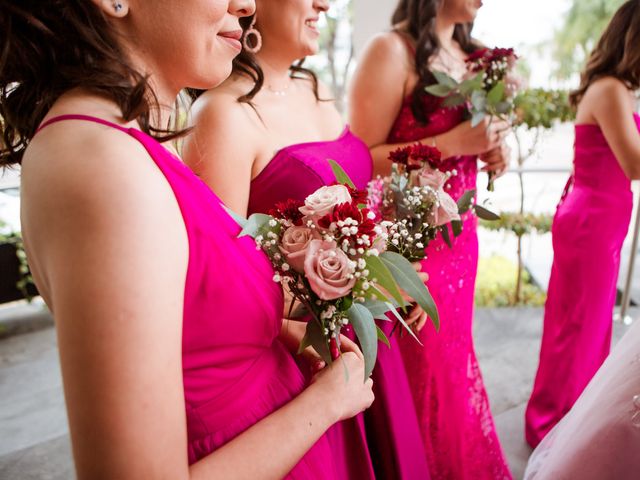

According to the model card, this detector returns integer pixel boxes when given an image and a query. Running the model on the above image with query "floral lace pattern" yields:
[391,95,513,480]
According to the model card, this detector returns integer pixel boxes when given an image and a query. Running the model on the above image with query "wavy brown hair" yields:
[570,0,640,108]
[0,1,179,167]
[392,0,481,123]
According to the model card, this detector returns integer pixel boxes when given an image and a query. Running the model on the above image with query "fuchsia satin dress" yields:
[248,127,431,480]
[37,114,341,478]
[525,114,640,448]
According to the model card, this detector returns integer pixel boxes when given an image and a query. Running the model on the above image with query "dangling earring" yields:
[243,16,263,54]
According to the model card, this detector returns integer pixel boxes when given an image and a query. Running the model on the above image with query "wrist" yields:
[302,380,342,426]
[432,134,452,159]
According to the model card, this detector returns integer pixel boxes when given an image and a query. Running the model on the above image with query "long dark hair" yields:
[392,0,480,123]
[570,0,640,107]
[0,1,179,167]
[231,14,325,107]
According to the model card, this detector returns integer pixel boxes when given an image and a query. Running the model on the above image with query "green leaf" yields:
[384,301,422,344]
[459,72,484,95]
[442,93,467,108]
[361,298,395,320]
[474,205,501,221]
[328,159,356,189]
[440,225,453,248]
[376,325,391,348]
[425,84,453,97]
[304,320,332,365]
[365,255,406,311]
[470,90,486,112]
[297,328,313,354]
[379,251,440,330]
[457,189,476,214]
[223,205,248,228]
[471,111,486,127]
[487,82,506,106]
[347,303,378,379]
[494,101,512,115]
[432,70,458,88]
[451,219,463,237]
[239,213,273,238]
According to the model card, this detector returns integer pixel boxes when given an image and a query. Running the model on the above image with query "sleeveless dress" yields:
[387,36,512,480]
[36,114,342,478]
[524,318,640,479]
[248,127,431,480]
[525,114,640,448]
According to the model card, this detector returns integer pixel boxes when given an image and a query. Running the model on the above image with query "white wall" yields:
[353,0,398,57]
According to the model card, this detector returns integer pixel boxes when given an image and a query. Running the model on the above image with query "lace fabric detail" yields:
[392,95,512,479]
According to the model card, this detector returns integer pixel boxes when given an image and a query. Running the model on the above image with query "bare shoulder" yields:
[361,31,409,64]
[586,76,634,108]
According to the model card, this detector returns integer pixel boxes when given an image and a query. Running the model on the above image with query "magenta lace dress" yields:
[248,127,430,480]
[389,95,512,479]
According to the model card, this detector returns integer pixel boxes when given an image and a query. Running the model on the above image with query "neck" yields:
[255,48,296,91]
[434,16,457,50]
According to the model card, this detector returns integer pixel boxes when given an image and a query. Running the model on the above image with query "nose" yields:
[313,0,329,13]
[230,0,256,18]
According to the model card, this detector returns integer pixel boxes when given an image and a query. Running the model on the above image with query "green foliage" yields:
[513,88,575,130]
[475,255,546,307]
[552,0,625,80]
[480,212,553,237]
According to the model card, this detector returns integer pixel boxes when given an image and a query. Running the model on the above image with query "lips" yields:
[218,29,243,51]
[305,17,320,34]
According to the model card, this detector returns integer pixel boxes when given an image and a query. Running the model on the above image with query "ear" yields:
[91,0,130,18]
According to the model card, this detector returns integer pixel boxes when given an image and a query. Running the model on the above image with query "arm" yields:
[21,123,372,480]
[348,34,507,176]
[588,77,640,179]
[183,90,259,216]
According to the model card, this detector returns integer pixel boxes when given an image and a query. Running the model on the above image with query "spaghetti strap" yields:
[35,114,132,135]
[392,29,416,57]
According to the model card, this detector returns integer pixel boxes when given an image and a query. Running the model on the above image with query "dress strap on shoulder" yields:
[35,114,132,136]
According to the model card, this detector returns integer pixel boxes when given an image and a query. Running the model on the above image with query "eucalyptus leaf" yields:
[459,72,484,95]
[457,189,476,214]
[425,84,453,97]
[384,301,422,344]
[223,205,248,228]
[347,303,378,380]
[487,82,506,106]
[328,159,356,188]
[379,251,440,330]
[474,205,501,221]
[471,90,486,111]
[376,325,391,348]
[442,94,467,108]
[432,70,458,88]
[471,111,486,127]
[366,255,406,311]
[440,224,453,249]
[239,213,273,238]
[306,320,332,365]
[451,219,463,237]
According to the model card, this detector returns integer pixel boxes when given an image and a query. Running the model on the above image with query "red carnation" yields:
[269,198,305,226]
[410,143,442,168]
[347,185,368,206]
[317,202,377,242]
[389,145,412,165]
[465,48,489,64]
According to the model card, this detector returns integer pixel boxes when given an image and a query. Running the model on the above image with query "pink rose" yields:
[299,185,352,220]
[418,167,461,226]
[304,240,356,300]
[279,226,320,273]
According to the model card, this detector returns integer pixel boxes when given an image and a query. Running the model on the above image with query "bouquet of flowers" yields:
[369,144,499,262]
[234,161,439,379]
[425,47,521,191]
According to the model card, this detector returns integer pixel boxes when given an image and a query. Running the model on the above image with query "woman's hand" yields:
[436,117,510,158]
[304,334,364,374]
[310,352,375,422]
[479,143,511,178]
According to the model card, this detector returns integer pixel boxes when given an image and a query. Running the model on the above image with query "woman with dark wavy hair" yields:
[183,0,431,478]
[0,1,375,478]
[526,0,640,452]
[348,1,512,479]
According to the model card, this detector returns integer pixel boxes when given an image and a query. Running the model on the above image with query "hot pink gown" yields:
[387,91,512,478]
[525,114,640,448]
[36,114,343,478]
[248,127,430,480]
